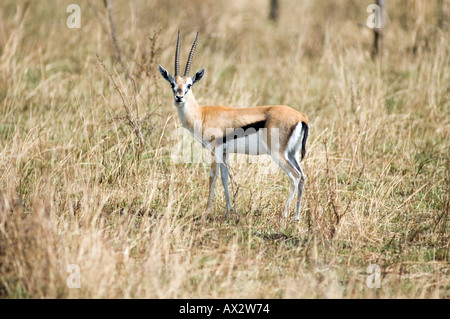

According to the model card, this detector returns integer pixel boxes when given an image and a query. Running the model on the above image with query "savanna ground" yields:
[0,0,449,299]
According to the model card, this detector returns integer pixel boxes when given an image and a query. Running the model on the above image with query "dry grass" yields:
[0,0,449,299]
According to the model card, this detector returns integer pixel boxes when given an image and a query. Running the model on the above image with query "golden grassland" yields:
[0,0,449,298]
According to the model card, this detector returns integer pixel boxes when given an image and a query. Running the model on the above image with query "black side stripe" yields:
[220,120,266,144]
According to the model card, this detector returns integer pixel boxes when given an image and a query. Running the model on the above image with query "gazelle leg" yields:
[206,158,219,213]
[284,150,306,222]
[271,153,300,220]
[283,175,299,220]
[219,152,232,218]
[293,158,306,221]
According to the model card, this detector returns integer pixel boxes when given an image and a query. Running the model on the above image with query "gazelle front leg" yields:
[219,151,232,218]
[205,155,219,214]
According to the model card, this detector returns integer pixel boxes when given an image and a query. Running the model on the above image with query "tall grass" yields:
[0,0,448,298]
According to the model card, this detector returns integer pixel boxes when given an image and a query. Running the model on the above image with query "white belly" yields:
[224,130,268,155]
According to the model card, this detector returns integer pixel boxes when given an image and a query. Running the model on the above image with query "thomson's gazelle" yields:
[159,32,309,221]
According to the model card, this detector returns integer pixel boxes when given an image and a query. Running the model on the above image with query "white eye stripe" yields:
[173,79,193,94]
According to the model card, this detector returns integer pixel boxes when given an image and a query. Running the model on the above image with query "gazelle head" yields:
[159,31,205,107]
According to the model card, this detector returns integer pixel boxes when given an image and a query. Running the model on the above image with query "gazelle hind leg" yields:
[285,123,307,221]
[264,130,302,221]
[290,156,306,221]
[294,175,305,221]
[271,154,300,220]
[283,174,299,220]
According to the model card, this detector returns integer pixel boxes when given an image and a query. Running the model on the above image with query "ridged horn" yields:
[174,31,181,76]
[184,31,199,76]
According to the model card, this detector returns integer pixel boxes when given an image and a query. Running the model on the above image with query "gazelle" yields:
[158,32,309,221]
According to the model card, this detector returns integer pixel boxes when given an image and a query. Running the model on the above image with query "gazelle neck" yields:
[175,90,199,133]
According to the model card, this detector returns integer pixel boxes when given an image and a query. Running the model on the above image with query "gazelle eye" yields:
[187,84,192,89]
[170,83,175,88]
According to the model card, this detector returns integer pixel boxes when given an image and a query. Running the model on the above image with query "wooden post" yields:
[269,0,279,21]
[438,0,449,30]
[372,0,386,59]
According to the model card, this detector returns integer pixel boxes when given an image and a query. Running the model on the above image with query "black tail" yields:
[300,122,309,161]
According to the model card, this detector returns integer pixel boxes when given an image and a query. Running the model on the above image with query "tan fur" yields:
[197,104,307,147]
[173,76,308,152]
[175,76,184,92]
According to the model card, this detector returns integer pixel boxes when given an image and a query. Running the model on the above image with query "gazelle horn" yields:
[174,31,181,76]
[184,32,199,76]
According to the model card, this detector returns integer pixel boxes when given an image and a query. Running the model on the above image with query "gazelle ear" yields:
[159,65,174,83]
[192,68,205,85]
